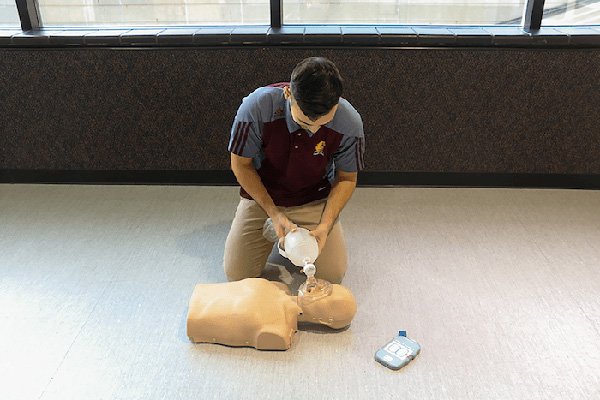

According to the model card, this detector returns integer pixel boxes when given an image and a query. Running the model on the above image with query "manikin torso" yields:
[187,278,357,350]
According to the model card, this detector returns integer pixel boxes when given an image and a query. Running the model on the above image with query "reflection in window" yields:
[543,0,600,25]
[0,0,21,27]
[283,0,526,25]
[38,0,270,27]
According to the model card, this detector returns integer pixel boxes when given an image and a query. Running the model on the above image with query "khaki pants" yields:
[223,198,348,284]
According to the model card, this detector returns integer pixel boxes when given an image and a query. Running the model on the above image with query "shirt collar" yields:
[285,99,302,133]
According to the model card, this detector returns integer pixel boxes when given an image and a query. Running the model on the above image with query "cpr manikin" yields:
[187,228,357,350]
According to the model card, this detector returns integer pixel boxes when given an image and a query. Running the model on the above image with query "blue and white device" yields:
[374,331,421,370]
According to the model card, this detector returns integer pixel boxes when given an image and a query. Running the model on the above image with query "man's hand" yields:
[272,211,297,243]
[309,223,330,254]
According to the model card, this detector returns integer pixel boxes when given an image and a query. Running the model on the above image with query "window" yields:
[0,0,21,27]
[37,0,270,27]
[543,0,600,25]
[4,0,600,36]
[282,0,527,25]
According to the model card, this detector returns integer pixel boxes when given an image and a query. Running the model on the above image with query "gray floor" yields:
[1,184,599,400]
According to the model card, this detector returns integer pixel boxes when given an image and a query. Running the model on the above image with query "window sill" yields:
[1,25,599,48]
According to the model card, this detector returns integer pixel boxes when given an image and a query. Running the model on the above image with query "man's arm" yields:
[231,153,278,217]
[310,170,357,252]
[230,153,297,238]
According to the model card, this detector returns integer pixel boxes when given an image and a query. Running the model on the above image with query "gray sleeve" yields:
[227,93,263,158]
[333,134,365,173]
[228,120,261,158]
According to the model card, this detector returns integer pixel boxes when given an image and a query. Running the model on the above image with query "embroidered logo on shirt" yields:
[313,141,326,156]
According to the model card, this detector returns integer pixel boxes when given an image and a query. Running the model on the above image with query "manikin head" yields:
[267,280,357,330]
[283,57,343,134]
[297,284,357,330]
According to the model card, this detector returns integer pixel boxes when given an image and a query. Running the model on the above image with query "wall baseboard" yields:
[1,170,599,189]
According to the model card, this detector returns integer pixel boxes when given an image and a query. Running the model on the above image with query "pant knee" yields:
[224,261,262,282]
[315,261,347,284]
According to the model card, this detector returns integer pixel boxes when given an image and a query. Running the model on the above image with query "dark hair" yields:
[290,57,344,120]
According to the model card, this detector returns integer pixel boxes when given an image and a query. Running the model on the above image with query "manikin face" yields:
[284,86,339,134]
[298,284,357,330]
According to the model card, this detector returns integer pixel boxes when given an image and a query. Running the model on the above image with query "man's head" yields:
[283,57,344,134]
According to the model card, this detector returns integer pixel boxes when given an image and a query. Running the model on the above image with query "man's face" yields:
[284,86,338,134]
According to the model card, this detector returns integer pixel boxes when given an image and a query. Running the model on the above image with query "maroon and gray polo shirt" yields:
[228,82,365,207]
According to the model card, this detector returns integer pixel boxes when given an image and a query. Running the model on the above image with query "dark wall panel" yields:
[1,47,599,173]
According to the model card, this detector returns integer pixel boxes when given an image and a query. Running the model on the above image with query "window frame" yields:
[2,0,599,47]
